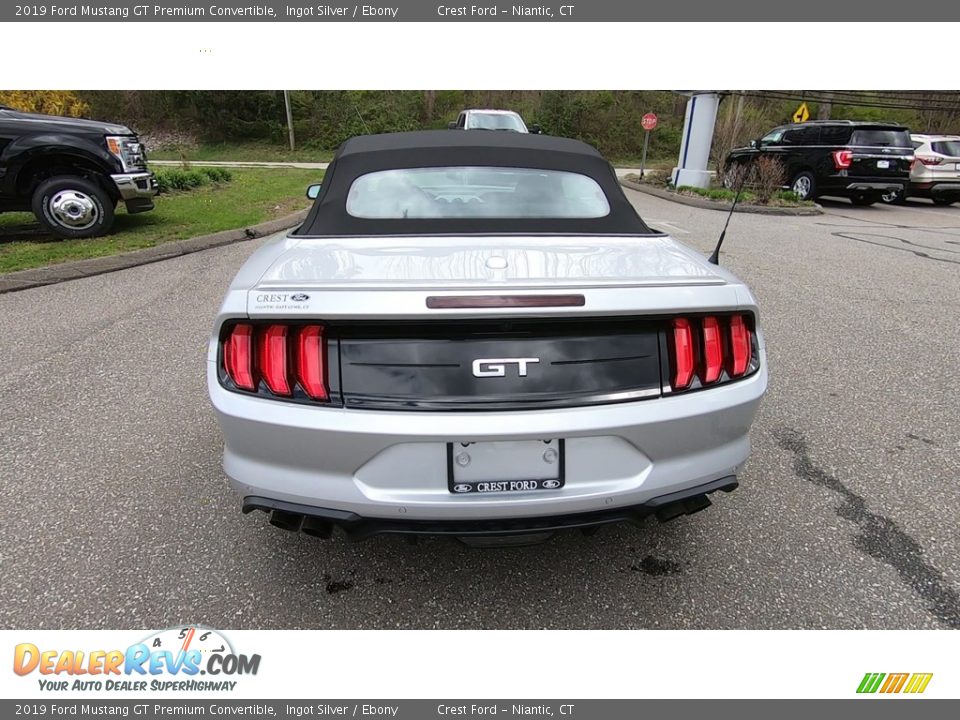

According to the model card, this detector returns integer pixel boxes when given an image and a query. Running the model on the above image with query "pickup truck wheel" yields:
[850,195,876,206]
[790,171,816,200]
[31,175,114,239]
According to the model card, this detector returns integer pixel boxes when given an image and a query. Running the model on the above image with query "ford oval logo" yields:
[290,293,310,302]
[453,484,472,493]
[543,479,561,489]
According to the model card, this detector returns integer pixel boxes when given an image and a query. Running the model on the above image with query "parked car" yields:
[724,121,913,206]
[448,108,540,133]
[0,104,158,238]
[894,134,960,206]
[207,131,767,545]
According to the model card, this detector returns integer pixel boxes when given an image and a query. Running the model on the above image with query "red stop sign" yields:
[642,113,658,131]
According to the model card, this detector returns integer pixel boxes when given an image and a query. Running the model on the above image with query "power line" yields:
[731,91,960,114]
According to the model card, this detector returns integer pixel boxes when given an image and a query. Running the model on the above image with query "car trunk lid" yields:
[252,234,727,291]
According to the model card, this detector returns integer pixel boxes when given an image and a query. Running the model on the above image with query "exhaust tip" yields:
[301,517,334,539]
[269,510,303,532]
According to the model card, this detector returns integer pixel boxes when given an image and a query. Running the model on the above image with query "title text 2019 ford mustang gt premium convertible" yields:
[207,131,767,544]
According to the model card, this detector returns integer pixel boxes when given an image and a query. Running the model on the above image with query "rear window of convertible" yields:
[345,167,611,219]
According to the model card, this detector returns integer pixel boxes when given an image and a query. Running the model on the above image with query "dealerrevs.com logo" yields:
[13,627,261,692]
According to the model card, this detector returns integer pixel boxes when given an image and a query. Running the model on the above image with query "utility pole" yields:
[283,90,295,152]
[817,91,833,120]
[732,92,745,138]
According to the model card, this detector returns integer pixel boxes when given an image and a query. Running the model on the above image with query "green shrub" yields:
[199,166,233,183]
[155,167,232,193]
[677,184,758,203]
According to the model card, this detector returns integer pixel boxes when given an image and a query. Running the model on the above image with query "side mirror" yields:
[448,121,457,129]
[750,139,758,149]
[529,123,542,134]
[306,183,322,200]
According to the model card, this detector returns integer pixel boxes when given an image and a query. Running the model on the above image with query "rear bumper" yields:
[844,181,904,193]
[909,181,960,198]
[243,476,739,539]
[208,355,767,523]
[820,176,906,197]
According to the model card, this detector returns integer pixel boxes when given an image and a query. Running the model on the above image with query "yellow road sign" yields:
[793,102,810,123]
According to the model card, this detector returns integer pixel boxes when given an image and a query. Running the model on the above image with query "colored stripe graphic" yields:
[904,673,933,694]
[857,673,885,693]
[857,672,932,694]
[880,673,909,693]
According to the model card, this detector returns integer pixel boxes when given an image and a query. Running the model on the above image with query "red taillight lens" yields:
[669,314,756,392]
[700,316,723,384]
[224,323,255,391]
[832,149,853,170]
[917,155,942,166]
[257,324,291,396]
[728,315,753,377]
[297,325,328,401]
[223,322,330,401]
[671,318,695,390]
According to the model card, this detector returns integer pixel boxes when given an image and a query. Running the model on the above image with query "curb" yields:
[620,178,823,216]
[0,209,309,294]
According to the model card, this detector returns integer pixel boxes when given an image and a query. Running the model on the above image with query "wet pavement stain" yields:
[775,426,960,629]
[631,556,683,576]
[325,579,354,594]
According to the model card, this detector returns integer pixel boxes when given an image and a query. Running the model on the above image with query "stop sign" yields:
[641,113,658,131]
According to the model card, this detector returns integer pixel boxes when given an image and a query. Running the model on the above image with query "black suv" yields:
[724,121,914,206]
[0,105,158,238]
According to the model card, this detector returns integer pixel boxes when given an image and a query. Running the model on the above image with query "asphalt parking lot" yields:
[1,191,958,630]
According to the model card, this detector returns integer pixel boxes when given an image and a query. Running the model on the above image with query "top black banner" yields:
[4,0,953,21]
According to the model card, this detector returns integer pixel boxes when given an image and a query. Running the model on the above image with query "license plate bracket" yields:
[447,439,565,495]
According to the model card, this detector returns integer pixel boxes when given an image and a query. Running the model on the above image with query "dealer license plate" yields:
[447,439,565,495]
[877,160,890,169]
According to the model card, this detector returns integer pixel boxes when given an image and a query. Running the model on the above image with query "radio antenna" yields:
[708,168,748,265]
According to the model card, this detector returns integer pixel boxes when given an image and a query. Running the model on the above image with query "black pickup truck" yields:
[0,105,158,238]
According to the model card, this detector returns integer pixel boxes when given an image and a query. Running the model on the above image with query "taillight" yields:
[223,324,255,391]
[297,325,328,401]
[832,149,853,170]
[917,155,942,166]
[257,324,291,396]
[700,316,723,384]
[221,322,329,402]
[668,314,756,393]
[728,315,753,377]
[671,318,695,391]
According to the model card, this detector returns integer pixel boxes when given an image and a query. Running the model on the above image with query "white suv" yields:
[905,134,960,206]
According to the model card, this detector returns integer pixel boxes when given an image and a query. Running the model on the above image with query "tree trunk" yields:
[424,90,436,122]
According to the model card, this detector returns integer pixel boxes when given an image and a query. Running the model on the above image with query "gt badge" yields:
[472,357,540,378]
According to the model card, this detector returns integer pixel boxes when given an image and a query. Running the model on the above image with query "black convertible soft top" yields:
[294,130,654,236]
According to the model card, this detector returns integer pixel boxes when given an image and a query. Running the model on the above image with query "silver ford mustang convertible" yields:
[207,131,767,544]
